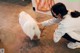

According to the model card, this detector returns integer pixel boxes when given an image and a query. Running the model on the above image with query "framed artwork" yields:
[32,0,80,15]
[32,0,54,15]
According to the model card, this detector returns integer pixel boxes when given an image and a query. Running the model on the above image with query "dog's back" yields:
[19,11,41,40]
[19,11,35,26]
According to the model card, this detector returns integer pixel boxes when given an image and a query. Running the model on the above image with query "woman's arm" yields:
[41,18,60,27]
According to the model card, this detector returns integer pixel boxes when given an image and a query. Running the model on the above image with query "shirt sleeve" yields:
[53,23,66,43]
[41,18,60,27]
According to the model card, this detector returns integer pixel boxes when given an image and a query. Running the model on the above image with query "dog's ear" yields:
[71,11,80,18]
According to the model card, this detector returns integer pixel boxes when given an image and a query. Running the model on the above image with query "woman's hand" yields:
[37,23,44,31]
[37,22,46,37]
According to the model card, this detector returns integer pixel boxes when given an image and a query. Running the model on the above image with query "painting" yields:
[32,0,54,15]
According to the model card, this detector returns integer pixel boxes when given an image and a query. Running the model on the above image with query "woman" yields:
[38,2,80,49]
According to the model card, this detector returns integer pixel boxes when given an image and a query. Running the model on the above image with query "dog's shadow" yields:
[27,39,40,47]
[19,37,40,52]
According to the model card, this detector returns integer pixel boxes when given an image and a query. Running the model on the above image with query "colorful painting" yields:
[32,0,54,15]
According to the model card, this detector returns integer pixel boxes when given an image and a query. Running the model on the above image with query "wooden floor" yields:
[0,1,80,53]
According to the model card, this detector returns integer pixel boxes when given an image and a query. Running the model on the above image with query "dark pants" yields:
[62,33,80,43]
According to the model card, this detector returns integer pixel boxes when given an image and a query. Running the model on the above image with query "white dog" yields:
[19,11,41,40]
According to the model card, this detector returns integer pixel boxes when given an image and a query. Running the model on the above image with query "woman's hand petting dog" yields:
[37,22,46,37]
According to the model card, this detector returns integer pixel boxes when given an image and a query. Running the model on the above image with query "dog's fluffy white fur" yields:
[19,11,41,40]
